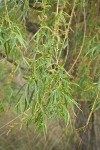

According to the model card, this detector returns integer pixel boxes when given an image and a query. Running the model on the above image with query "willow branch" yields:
[68,0,86,74]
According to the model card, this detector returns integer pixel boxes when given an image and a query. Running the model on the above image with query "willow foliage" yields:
[0,0,99,133]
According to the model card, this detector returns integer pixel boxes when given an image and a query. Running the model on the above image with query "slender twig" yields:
[77,91,99,149]
[57,0,60,14]
[62,0,77,49]
[68,0,86,73]
[58,0,77,64]
[76,91,99,132]
[0,107,31,131]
